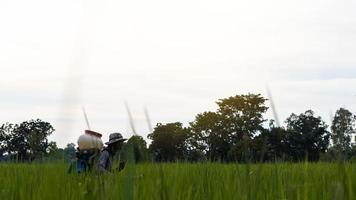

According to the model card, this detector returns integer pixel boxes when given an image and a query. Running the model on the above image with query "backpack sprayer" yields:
[78,107,103,150]
[74,107,104,173]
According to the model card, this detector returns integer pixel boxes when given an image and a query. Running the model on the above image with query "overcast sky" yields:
[1,0,356,147]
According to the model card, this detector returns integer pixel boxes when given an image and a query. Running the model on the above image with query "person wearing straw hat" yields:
[97,132,127,172]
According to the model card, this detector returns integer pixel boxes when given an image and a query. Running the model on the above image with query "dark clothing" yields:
[67,149,100,174]
[97,147,126,173]
[97,148,114,172]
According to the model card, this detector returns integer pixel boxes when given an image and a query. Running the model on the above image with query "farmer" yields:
[97,132,127,172]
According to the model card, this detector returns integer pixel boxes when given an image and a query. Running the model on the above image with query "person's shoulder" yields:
[100,148,110,156]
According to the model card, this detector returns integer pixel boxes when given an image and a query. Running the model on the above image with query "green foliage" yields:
[0,123,11,159]
[285,110,330,161]
[216,93,268,139]
[2,119,55,161]
[253,123,290,162]
[63,143,76,162]
[46,142,64,161]
[190,111,228,161]
[147,94,356,163]
[148,122,190,162]
[189,93,268,162]
[122,135,149,163]
[0,162,355,200]
[331,108,356,158]
[46,143,76,163]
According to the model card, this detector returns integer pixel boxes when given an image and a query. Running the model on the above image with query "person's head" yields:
[110,140,124,152]
[105,133,127,152]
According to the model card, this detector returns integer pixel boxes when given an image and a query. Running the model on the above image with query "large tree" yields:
[285,110,330,161]
[331,108,356,155]
[219,93,268,161]
[7,119,55,161]
[189,94,269,162]
[217,94,268,139]
[190,111,229,161]
[148,122,189,162]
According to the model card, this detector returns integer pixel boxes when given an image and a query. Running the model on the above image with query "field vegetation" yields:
[1,93,356,199]
[0,162,355,200]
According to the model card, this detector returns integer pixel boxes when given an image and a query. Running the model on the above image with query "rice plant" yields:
[0,162,354,200]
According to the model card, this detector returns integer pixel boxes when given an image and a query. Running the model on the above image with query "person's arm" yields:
[97,151,110,172]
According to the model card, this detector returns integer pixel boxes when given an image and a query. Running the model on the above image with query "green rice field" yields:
[0,162,355,200]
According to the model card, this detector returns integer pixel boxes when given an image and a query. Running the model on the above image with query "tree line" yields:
[146,94,356,162]
[0,119,76,162]
[1,93,355,163]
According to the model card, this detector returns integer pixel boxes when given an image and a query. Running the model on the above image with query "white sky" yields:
[1,0,356,147]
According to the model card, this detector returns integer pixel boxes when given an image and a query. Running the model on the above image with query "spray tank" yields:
[77,130,104,151]
[77,107,104,150]
[68,107,104,173]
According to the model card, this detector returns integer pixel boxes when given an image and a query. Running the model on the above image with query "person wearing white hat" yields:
[97,132,127,172]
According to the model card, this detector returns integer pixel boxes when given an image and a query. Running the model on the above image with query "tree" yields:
[63,143,76,162]
[189,94,269,162]
[190,111,229,161]
[148,122,189,162]
[7,119,55,161]
[252,121,290,162]
[217,94,268,161]
[331,108,356,157]
[124,135,149,163]
[217,94,268,138]
[285,110,330,161]
[46,142,64,161]
[0,123,12,159]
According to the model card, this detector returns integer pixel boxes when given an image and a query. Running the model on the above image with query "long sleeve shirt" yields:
[97,149,112,172]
